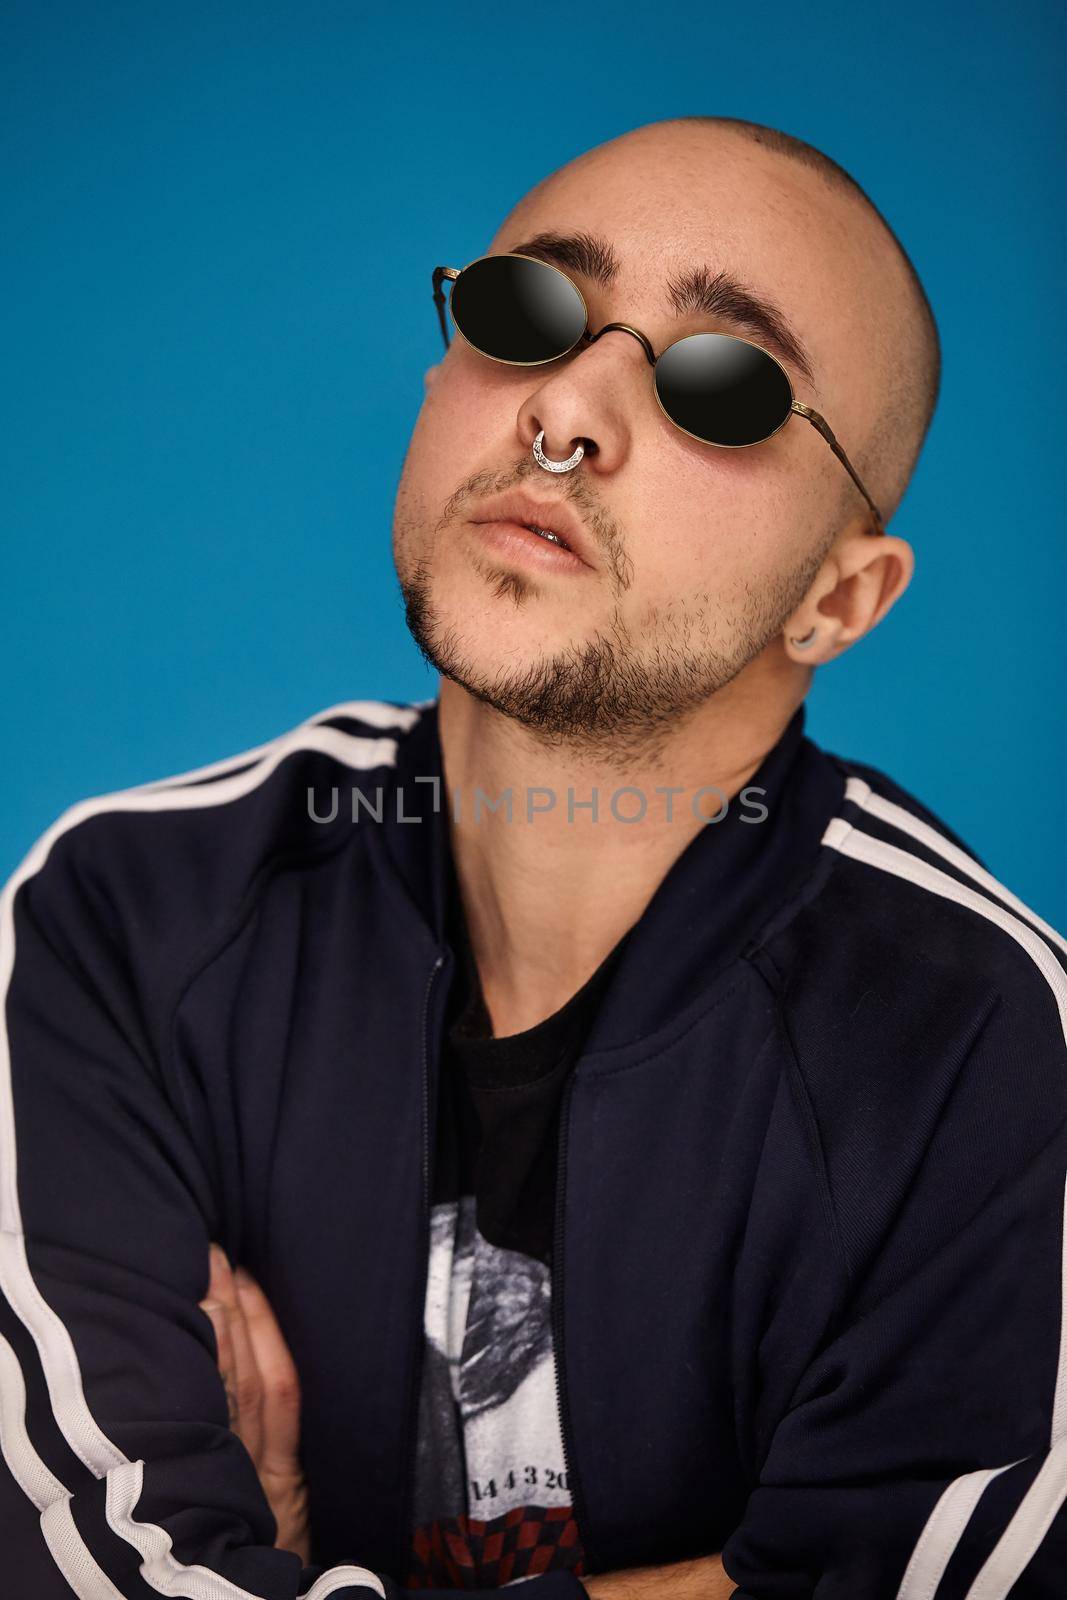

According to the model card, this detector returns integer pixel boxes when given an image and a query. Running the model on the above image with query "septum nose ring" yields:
[533,429,584,473]
[531,326,649,472]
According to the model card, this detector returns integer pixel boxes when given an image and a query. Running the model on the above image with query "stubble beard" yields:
[394,526,824,768]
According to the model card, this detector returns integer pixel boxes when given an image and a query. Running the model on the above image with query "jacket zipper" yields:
[397,950,445,1581]
[552,1069,593,1575]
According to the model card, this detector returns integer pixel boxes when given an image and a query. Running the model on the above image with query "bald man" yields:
[2,118,1064,1600]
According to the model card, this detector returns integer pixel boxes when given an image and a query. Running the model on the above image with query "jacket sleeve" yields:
[721,983,1067,1600]
[0,821,587,1600]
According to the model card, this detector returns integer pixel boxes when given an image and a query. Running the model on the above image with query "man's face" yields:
[392,125,892,752]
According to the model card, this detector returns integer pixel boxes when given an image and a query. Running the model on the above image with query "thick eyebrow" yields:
[504,230,622,292]
[502,229,816,388]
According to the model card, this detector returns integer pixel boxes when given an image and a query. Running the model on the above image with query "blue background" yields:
[3,1,1065,921]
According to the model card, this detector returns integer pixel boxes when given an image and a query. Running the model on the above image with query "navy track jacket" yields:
[2,695,1067,1600]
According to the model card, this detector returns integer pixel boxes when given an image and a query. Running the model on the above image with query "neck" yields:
[435,668,804,1036]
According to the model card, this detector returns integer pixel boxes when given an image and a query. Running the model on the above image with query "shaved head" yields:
[662,115,941,523]
[506,115,941,527]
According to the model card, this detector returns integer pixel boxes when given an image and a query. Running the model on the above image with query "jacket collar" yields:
[378,697,844,1056]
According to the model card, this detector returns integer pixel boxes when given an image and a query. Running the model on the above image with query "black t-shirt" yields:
[404,849,629,1589]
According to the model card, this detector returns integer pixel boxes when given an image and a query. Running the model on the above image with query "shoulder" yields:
[3,697,430,972]
[822,750,1065,1013]
[758,747,1067,1280]
[763,745,1066,1033]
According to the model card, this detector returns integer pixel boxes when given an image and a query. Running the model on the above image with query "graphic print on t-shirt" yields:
[404,847,629,1588]
[405,1193,582,1588]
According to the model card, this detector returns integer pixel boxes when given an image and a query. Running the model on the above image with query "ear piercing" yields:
[790,627,817,649]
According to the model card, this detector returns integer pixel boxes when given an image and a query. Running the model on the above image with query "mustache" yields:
[435,459,629,589]
[438,460,592,523]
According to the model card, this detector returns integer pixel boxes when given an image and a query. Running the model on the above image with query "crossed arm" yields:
[199,1243,737,1599]
[16,845,1067,1597]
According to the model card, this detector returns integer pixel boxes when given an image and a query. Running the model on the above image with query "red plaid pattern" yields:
[406,1503,585,1589]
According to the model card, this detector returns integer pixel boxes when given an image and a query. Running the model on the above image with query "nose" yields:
[516,325,653,474]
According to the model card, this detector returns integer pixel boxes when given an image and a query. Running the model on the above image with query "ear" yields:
[783,523,915,666]
[424,362,441,393]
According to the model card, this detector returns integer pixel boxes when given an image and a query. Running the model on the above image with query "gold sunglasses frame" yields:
[432,253,885,536]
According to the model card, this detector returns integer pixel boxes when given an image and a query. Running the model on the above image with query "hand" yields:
[582,1551,735,1598]
[198,1242,310,1565]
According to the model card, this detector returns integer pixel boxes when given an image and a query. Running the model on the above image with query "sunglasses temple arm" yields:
[792,402,886,535]
[432,267,459,354]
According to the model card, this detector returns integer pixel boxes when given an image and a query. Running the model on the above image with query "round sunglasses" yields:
[431,252,885,535]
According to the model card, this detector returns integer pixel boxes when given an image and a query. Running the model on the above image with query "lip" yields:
[468,490,598,571]
[467,519,591,575]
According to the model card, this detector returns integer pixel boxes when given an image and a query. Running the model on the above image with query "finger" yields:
[203,1244,263,1461]
[233,1266,302,1477]
[206,1241,238,1313]
[199,1298,237,1423]
[201,1245,238,1408]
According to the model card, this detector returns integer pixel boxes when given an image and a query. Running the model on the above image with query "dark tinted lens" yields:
[449,255,588,364]
[654,333,792,446]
